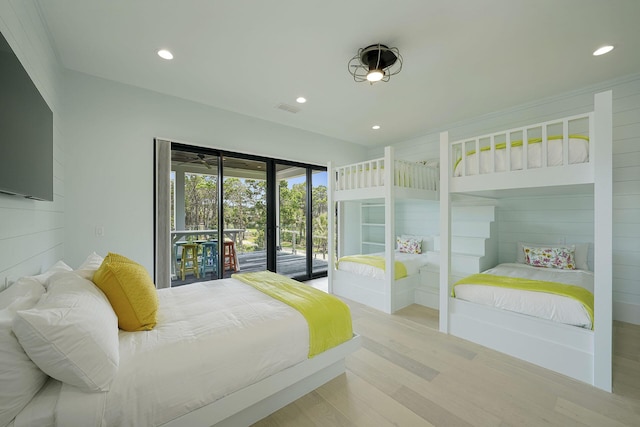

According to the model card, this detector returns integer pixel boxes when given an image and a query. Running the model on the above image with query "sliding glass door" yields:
[222,155,267,276]
[155,140,327,286]
[311,170,328,276]
[276,164,307,277]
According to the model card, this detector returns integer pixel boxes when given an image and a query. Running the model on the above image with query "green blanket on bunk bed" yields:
[338,255,407,280]
[232,271,353,357]
[452,273,594,329]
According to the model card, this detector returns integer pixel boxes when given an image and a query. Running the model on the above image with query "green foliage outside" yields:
[174,173,327,255]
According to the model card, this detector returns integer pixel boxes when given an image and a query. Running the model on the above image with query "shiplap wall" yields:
[0,1,65,288]
[377,74,640,324]
[395,199,440,238]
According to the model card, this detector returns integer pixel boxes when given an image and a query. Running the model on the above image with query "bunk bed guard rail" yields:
[334,158,438,191]
[450,112,594,178]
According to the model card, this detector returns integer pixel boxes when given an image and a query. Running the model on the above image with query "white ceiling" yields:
[37,0,640,147]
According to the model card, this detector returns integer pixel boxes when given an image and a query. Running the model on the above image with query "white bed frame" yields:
[439,91,613,391]
[162,334,362,427]
[327,146,439,313]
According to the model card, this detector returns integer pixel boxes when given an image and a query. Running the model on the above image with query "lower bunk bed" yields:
[332,249,435,313]
[450,259,595,385]
[3,256,359,427]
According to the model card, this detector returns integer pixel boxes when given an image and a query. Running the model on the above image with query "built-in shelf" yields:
[361,203,385,253]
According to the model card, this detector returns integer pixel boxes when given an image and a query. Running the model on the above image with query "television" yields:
[0,29,53,201]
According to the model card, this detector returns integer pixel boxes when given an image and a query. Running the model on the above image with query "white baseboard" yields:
[414,287,439,310]
[614,300,640,325]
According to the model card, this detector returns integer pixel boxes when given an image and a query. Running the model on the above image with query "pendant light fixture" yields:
[348,43,403,84]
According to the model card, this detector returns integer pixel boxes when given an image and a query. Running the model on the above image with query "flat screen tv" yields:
[0,30,53,201]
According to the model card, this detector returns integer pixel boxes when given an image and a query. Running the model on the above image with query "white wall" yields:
[0,1,65,286]
[385,75,640,324]
[62,71,367,272]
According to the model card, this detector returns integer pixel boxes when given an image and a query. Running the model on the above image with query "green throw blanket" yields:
[338,255,407,279]
[453,273,594,329]
[232,271,353,357]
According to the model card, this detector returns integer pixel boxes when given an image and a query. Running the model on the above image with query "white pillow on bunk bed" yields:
[517,242,589,271]
[419,158,440,168]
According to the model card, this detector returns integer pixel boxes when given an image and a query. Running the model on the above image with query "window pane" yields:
[276,165,307,278]
[312,170,328,275]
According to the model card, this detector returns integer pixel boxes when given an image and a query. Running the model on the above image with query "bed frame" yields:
[161,334,362,427]
[327,146,439,313]
[439,91,613,391]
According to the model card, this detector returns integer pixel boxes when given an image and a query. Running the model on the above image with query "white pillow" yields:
[74,252,104,280]
[0,279,49,427]
[12,271,119,392]
[517,242,589,271]
[31,260,73,287]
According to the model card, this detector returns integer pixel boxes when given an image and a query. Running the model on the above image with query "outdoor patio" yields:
[170,250,328,287]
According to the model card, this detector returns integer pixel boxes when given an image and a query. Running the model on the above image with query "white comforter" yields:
[454,137,589,176]
[14,279,309,427]
[454,263,594,328]
[337,251,433,280]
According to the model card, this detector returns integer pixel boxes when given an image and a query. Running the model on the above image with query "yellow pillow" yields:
[92,253,159,331]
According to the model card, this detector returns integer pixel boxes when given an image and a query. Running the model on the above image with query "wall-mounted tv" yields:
[0,29,53,201]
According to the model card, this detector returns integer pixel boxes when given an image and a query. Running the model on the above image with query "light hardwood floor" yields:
[253,278,640,426]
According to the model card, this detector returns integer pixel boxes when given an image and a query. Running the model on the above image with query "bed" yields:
[2,254,359,427]
[332,246,436,313]
[453,134,590,176]
[453,262,594,329]
[439,91,613,391]
[328,146,439,313]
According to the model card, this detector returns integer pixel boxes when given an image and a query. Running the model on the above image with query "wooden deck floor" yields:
[171,250,328,286]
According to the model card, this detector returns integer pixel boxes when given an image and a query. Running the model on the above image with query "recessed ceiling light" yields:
[593,45,614,56]
[296,97,307,104]
[157,49,174,60]
[372,125,381,130]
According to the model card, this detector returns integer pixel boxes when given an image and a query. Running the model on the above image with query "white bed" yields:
[454,135,589,176]
[453,263,594,329]
[337,251,432,280]
[440,91,613,391]
[328,146,439,314]
[3,262,359,427]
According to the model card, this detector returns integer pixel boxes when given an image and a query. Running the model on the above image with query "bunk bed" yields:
[439,91,613,391]
[328,146,439,314]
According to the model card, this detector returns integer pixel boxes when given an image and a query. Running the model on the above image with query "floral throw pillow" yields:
[524,246,576,270]
[397,237,421,254]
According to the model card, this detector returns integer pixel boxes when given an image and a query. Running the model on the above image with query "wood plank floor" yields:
[253,278,640,427]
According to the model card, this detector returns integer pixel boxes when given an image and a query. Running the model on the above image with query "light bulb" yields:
[366,70,384,82]
[157,49,174,60]
[593,45,614,56]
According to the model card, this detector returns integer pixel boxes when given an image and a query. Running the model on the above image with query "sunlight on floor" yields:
[304,277,328,293]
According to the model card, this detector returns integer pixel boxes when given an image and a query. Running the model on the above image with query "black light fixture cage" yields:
[347,43,403,83]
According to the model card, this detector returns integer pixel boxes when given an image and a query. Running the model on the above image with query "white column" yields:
[439,131,450,333]
[593,90,613,392]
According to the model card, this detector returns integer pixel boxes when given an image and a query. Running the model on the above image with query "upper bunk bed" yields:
[327,146,439,313]
[330,146,439,202]
[438,91,613,392]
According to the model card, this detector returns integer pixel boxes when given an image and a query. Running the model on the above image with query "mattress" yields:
[453,263,594,328]
[14,278,311,427]
[454,136,589,176]
[337,251,432,280]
